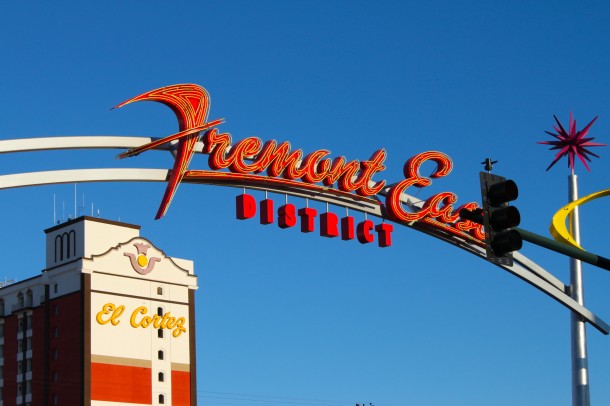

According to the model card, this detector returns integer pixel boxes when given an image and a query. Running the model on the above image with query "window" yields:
[53,349,58,360]
[54,394,58,405]
[26,315,32,330]
[25,290,33,307]
[158,350,164,360]
[54,327,59,338]
[53,371,58,382]
[26,359,32,372]
[26,337,32,351]
[54,231,76,262]
[158,329,164,338]
[54,305,59,316]
[158,371,164,382]
[54,235,62,262]
[67,230,76,258]
[53,284,58,294]
[157,287,163,295]
[157,307,163,316]
[159,394,165,404]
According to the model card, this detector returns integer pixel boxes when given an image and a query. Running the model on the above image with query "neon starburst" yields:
[538,113,606,172]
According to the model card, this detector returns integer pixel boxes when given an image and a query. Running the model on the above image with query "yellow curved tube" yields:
[550,189,610,250]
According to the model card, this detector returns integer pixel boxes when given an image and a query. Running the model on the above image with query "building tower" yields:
[0,216,198,405]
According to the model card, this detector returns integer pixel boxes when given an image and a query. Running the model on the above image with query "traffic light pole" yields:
[568,174,589,406]
[511,176,596,406]
[515,229,610,272]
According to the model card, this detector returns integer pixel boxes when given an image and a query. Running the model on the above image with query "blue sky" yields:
[2,1,610,405]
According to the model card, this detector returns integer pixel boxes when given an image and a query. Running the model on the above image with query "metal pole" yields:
[515,228,610,272]
[569,173,589,406]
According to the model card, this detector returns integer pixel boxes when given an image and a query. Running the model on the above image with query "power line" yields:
[197,389,357,406]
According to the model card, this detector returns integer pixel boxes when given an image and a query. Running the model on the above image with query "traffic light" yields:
[459,172,522,265]
[479,172,522,265]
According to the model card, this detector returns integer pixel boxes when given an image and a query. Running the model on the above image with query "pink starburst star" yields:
[538,113,606,172]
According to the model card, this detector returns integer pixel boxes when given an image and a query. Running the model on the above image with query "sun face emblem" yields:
[124,242,161,275]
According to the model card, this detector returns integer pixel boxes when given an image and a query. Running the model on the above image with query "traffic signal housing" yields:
[480,172,522,265]
[460,173,523,265]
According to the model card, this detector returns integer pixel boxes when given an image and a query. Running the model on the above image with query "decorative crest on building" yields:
[124,242,161,275]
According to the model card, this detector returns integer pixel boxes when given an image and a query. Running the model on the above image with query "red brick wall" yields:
[31,305,47,404]
[46,291,83,405]
[3,315,18,404]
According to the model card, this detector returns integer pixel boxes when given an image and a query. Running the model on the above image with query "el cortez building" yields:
[0,216,198,405]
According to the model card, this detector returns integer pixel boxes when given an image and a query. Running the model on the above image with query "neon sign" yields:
[115,85,224,219]
[116,84,484,248]
[202,129,387,196]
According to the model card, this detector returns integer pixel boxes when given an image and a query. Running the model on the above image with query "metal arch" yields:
[0,136,153,153]
[0,136,608,334]
[0,168,169,188]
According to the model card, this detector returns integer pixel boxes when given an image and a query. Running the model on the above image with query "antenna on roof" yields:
[78,193,85,217]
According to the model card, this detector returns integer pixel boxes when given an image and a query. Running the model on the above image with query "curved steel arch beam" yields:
[0,168,169,189]
[0,166,606,334]
[0,136,159,153]
[0,136,199,154]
